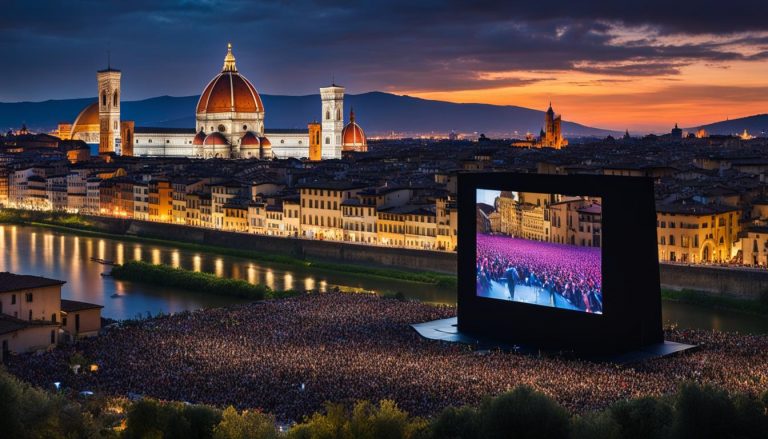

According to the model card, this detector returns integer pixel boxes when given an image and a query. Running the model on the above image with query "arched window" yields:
[326,110,330,120]
[336,108,341,120]
[325,137,330,144]
[315,132,320,143]
[113,91,118,106]
[102,92,107,107]
[113,121,118,130]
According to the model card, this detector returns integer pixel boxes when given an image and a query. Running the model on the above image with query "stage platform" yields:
[411,317,698,364]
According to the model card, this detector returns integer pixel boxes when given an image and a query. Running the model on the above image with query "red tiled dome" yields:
[203,132,229,146]
[259,137,271,147]
[196,44,263,115]
[240,131,261,146]
[341,108,367,151]
[192,131,207,145]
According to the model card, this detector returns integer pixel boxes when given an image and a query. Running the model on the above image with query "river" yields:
[2,224,767,333]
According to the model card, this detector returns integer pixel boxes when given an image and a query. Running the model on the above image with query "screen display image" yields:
[475,189,603,314]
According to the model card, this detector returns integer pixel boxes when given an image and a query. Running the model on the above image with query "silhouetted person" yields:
[505,266,520,300]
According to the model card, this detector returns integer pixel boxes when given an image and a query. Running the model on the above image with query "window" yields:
[28,310,32,321]
[243,125,248,130]
[25,292,33,303]
[11,294,15,305]
[336,108,341,120]
[102,92,107,106]
[113,91,118,106]
[326,110,330,120]
[325,137,330,144]
[218,124,226,132]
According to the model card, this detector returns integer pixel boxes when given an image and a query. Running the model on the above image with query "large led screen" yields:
[475,189,603,314]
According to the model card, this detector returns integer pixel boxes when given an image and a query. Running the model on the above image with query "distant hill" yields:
[0,92,618,138]
[686,114,768,136]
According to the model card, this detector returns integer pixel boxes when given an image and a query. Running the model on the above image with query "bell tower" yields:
[319,84,344,159]
[97,65,122,155]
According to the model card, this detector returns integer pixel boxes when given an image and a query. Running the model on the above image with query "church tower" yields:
[97,66,122,155]
[308,121,322,161]
[319,84,344,159]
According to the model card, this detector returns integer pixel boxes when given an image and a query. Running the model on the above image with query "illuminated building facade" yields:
[57,44,365,160]
[656,203,741,263]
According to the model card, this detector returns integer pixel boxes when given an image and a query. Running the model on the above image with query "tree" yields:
[477,386,570,439]
[608,396,673,439]
[213,406,277,439]
[430,405,480,439]
[673,383,738,439]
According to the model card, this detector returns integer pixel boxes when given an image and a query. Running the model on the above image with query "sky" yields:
[2,0,767,132]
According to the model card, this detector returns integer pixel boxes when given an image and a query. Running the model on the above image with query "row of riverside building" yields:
[1,160,459,251]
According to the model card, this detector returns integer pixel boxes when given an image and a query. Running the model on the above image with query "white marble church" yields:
[58,44,366,160]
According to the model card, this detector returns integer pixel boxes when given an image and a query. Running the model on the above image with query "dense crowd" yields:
[476,234,603,313]
[8,293,768,422]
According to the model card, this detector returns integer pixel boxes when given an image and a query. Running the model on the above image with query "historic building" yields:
[656,202,741,263]
[512,103,569,149]
[57,44,365,160]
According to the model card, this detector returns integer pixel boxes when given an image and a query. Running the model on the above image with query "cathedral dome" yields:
[240,131,261,147]
[192,130,207,145]
[203,132,229,146]
[196,43,263,115]
[341,108,367,152]
[71,101,99,135]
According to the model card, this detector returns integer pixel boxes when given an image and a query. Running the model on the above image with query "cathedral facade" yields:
[58,44,367,160]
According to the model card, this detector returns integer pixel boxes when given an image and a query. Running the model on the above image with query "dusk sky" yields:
[2,0,767,131]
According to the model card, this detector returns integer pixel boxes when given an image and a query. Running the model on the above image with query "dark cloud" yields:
[0,0,766,100]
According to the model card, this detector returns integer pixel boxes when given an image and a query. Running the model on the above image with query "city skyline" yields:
[2,1,767,132]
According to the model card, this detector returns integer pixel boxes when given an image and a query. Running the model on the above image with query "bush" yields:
[111,261,299,300]
[477,386,570,439]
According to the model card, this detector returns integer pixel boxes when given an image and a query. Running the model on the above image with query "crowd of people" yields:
[8,292,768,422]
[476,234,603,313]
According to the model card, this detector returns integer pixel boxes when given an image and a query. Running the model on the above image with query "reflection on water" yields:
[0,225,450,320]
[1,225,768,333]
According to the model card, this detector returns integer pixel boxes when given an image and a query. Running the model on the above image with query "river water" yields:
[2,225,767,333]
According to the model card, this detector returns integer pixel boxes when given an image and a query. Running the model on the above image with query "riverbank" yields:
[0,209,456,288]
[662,288,768,317]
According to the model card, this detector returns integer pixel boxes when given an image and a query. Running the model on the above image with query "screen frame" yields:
[474,188,605,316]
[457,172,663,353]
